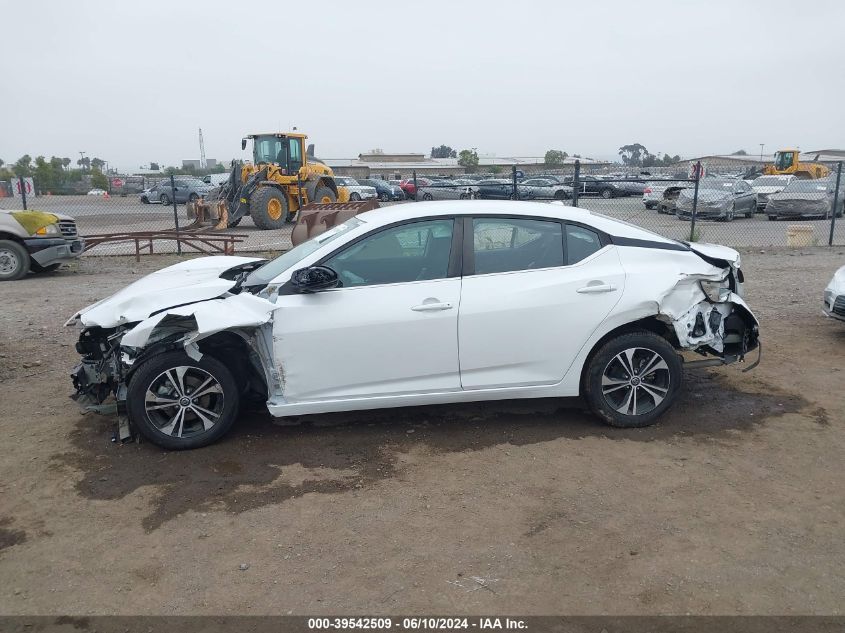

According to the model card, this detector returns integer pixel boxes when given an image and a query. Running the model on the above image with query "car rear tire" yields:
[127,351,240,450]
[188,193,199,203]
[379,192,390,202]
[159,193,171,205]
[349,192,361,201]
[0,240,30,281]
[583,331,682,429]
[422,192,433,201]
[601,189,613,199]
[250,187,289,230]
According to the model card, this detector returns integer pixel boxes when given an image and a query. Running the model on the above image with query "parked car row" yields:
[140,178,213,205]
[642,174,844,222]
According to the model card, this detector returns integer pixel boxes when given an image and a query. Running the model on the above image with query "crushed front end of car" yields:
[66,256,272,441]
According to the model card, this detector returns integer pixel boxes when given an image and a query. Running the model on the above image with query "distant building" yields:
[181,159,219,170]
[325,151,609,179]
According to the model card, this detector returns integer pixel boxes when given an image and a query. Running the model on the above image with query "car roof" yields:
[355,200,679,244]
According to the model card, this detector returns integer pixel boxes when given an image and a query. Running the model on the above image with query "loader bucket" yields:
[291,200,380,246]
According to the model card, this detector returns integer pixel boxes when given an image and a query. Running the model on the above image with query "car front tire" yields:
[159,193,171,205]
[583,331,682,429]
[349,192,361,201]
[127,351,240,450]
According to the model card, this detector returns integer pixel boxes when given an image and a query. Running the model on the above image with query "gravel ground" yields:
[0,247,843,615]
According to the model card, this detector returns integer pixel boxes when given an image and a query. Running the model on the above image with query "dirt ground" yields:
[0,247,843,616]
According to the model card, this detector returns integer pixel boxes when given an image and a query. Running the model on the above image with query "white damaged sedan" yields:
[823,264,845,322]
[67,201,760,449]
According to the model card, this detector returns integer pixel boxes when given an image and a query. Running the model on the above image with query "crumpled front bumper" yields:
[24,237,85,266]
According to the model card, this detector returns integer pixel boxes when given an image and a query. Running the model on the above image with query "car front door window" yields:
[324,219,454,288]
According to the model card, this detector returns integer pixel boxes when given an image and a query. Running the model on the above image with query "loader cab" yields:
[773,150,797,172]
[245,133,306,176]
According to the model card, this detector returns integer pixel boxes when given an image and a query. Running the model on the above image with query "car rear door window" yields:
[324,219,454,288]
[565,224,602,264]
[472,218,564,275]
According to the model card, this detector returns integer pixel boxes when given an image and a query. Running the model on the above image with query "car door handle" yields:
[577,283,616,294]
[411,301,453,312]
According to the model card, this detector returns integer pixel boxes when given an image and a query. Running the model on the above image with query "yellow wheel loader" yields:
[214,132,352,230]
[763,149,830,180]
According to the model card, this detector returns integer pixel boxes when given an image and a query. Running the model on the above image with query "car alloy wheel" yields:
[380,192,390,202]
[127,351,240,449]
[350,193,361,201]
[600,347,671,417]
[423,193,433,201]
[160,194,170,205]
[601,189,613,199]
[144,366,225,439]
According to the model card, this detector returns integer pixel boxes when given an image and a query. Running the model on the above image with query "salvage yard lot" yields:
[0,247,844,614]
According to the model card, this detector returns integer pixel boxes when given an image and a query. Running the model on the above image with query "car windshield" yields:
[699,179,735,190]
[245,217,365,287]
[783,180,830,193]
[753,177,789,187]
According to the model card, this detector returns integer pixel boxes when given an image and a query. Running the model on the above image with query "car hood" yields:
[752,186,785,194]
[67,256,266,328]
[687,242,741,267]
[768,192,827,202]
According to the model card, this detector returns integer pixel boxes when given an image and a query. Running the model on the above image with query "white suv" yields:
[335,177,377,201]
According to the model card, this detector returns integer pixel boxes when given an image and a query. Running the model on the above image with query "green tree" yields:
[431,145,457,159]
[164,166,177,176]
[91,157,105,171]
[62,157,71,170]
[731,149,748,156]
[458,149,479,172]
[618,143,649,167]
[13,155,33,177]
[544,149,568,166]
[77,156,90,171]
[91,168,109,190]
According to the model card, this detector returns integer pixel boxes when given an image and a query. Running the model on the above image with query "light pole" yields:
[759,144,765,163]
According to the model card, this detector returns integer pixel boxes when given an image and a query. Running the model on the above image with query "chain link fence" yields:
[2,160,843,261]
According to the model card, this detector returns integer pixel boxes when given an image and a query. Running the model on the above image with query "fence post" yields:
[571,160,581,207]
[170,174,182,255]
[511,165,518,200]
[689,161,702,242]
[829,161,842,246]
[18,175,27,210]
[413,170,418,201]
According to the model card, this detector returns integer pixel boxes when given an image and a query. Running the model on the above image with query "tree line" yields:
[430,143,686,170]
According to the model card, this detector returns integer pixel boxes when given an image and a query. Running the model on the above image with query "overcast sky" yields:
[2,0,843,171]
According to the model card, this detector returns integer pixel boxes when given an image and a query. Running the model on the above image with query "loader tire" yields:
[313,186,337,205]
[250,187,289,230]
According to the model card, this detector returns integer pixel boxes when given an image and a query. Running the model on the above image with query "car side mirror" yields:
[290,266,340,293]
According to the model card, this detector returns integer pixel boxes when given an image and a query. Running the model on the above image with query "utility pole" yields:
[198,127,207,170]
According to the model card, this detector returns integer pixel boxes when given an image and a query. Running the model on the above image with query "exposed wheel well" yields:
[197,331,268,400]
[578,316,677,392]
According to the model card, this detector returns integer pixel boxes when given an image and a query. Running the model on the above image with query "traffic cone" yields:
[104,191,110,199]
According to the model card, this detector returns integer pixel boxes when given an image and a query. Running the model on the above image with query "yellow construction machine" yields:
[763,149,830,180]
[212,132,351,229]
